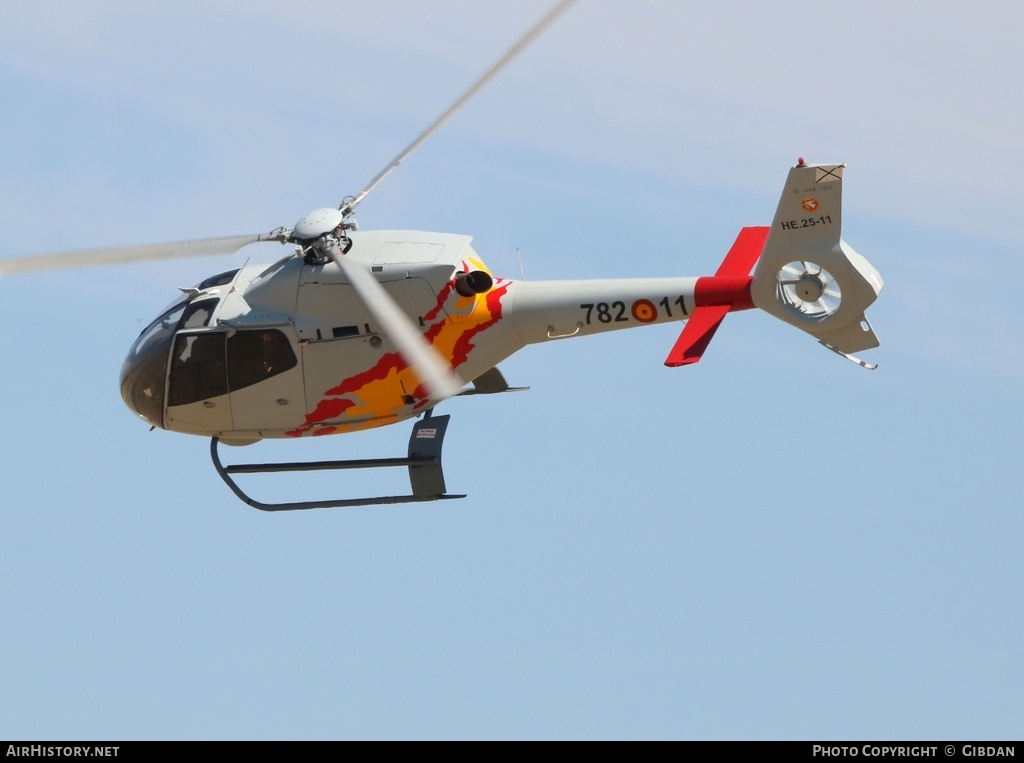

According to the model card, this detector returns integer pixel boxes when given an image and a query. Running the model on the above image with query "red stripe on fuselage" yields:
[450,280,510,368]
[290,275,512,432]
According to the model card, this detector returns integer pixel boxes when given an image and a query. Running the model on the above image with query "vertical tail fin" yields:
[750,161,884,365]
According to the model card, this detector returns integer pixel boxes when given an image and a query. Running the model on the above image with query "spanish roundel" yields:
[631,299,657,323]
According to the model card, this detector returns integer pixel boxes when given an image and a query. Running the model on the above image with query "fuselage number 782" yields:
[580,296,688,325]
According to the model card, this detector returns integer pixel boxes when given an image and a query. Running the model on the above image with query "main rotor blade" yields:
[0,234,268,276]
[328,251,463,401]
[345,0,577,213]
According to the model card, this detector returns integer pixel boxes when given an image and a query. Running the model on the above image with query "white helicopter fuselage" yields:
[120,229,709,444]
[1,0,881,508]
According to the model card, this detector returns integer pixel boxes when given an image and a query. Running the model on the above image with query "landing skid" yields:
[210,413,465,511]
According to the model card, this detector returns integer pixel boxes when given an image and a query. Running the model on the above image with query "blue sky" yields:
[1,0,1021,740]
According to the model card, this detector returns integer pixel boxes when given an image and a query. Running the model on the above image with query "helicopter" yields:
[0,1,883,511]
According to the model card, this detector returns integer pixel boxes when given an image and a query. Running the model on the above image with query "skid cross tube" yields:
[210,414,465,511]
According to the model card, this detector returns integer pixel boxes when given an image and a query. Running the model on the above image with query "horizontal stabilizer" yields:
[664,304,730,367]
[715,226,769,277]
[663,227,768,367]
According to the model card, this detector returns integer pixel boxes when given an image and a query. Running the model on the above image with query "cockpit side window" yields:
[227,329,298,392]
[168,333,228,406]
[166,328,298,407]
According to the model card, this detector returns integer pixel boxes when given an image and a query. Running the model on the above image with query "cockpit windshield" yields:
[119,296,220,428]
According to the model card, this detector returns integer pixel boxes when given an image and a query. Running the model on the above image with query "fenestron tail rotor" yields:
[776,260,842,320]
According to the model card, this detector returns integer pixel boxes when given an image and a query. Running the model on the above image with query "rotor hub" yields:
[776,260,842,320]
[795,272,827,302]
[293,208,346,242]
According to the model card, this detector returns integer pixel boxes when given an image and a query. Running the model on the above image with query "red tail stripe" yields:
[694,275,754,311]
[662,226,767,367]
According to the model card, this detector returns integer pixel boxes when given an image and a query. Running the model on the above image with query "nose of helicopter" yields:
[119,302,185,429]
[120,339,169,429]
